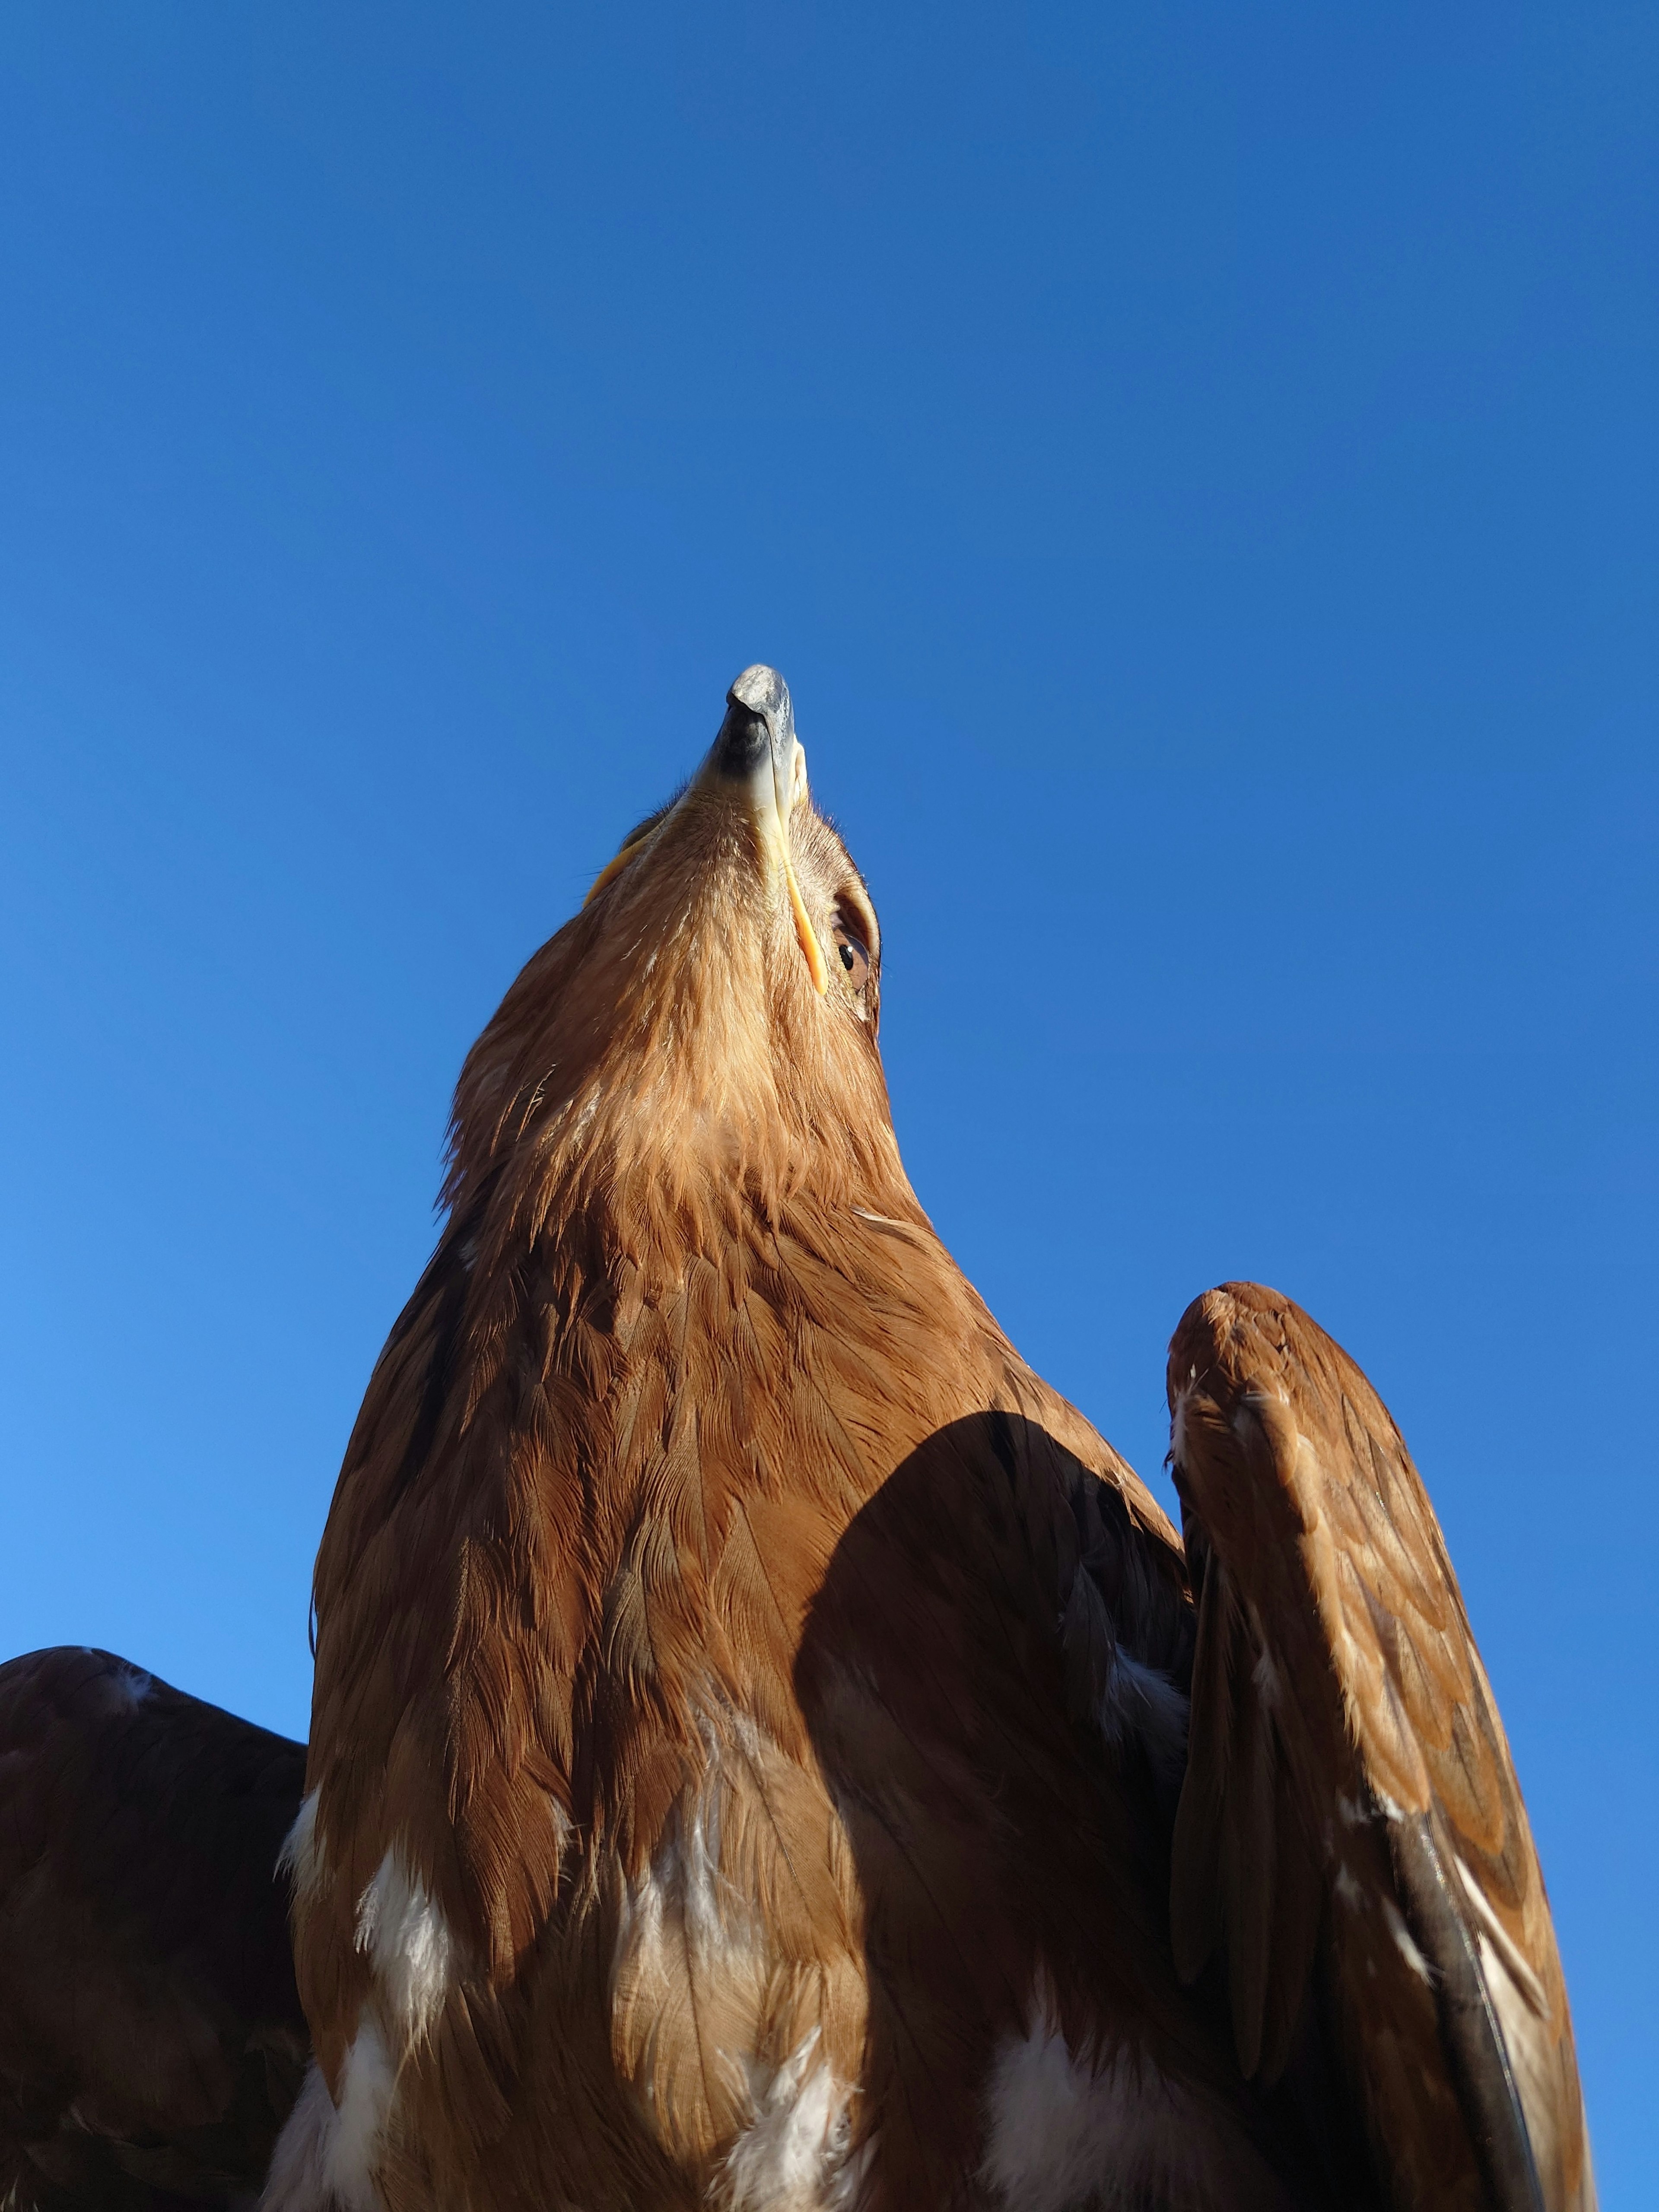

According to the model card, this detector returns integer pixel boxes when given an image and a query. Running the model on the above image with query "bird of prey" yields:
[250,665,1590,2212]
[0,668,1594,2212]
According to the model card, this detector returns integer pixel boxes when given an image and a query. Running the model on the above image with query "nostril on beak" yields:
[711,703,768,779]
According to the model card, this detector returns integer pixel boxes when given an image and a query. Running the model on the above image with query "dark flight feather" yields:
[0,1646,308,2212]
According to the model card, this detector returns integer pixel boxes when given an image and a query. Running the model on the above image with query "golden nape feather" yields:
[252,664,1591,2212]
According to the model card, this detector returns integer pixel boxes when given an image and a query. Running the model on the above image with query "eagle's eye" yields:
[833,915,871,998]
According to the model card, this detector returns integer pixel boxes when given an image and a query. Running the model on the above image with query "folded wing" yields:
[0,1647,308,2211]
[1166,1283,1593,2212]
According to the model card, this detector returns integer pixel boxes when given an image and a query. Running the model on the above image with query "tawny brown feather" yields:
[0,1646,308,2212]
[287,675,1339,2211]
[1167,1282,1594,2212]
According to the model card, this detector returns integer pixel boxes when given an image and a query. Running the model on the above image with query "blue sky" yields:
[1,2,1653,2190]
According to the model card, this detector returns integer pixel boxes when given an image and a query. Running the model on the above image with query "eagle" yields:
[0,667,1592,2212]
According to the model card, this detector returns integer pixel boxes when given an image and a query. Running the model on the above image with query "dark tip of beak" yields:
[710,664,795,779]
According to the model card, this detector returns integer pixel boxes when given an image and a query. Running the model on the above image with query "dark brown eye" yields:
[833,925,870,994]
[830,893,877,1021]
[837,933,869,984]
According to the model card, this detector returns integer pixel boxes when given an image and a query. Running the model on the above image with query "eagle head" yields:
[445,665,903,1242]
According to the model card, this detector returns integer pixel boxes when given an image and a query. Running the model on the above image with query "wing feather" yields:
[0,1646,308,2212]
[1167,1282,1593,2212]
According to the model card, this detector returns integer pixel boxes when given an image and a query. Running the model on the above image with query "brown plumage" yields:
[264,664,1591,2211]
[282,668,1287,2210]
[0,1646,308,2212]
[1167,1283,1594,2212]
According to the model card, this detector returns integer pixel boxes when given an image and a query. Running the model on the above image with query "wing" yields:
[1165,1282,1593,2212]
[0,1647,309,2211]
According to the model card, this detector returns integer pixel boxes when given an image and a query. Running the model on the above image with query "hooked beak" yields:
[697,665,828,994]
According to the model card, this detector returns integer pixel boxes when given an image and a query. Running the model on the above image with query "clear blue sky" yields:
[1,3,1652,2192]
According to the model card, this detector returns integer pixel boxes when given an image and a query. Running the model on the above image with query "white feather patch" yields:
[354,1847,457,2048]
[723,2029,863,2212]
[1452,1854,1548,2019]
[612,1700,867,2205]
[1381,1897,1433,1985]
[276,1789,327,1904]
[259,2024,391,2212]
[981,1980,1292,2211]
[83,1652,153,1712]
